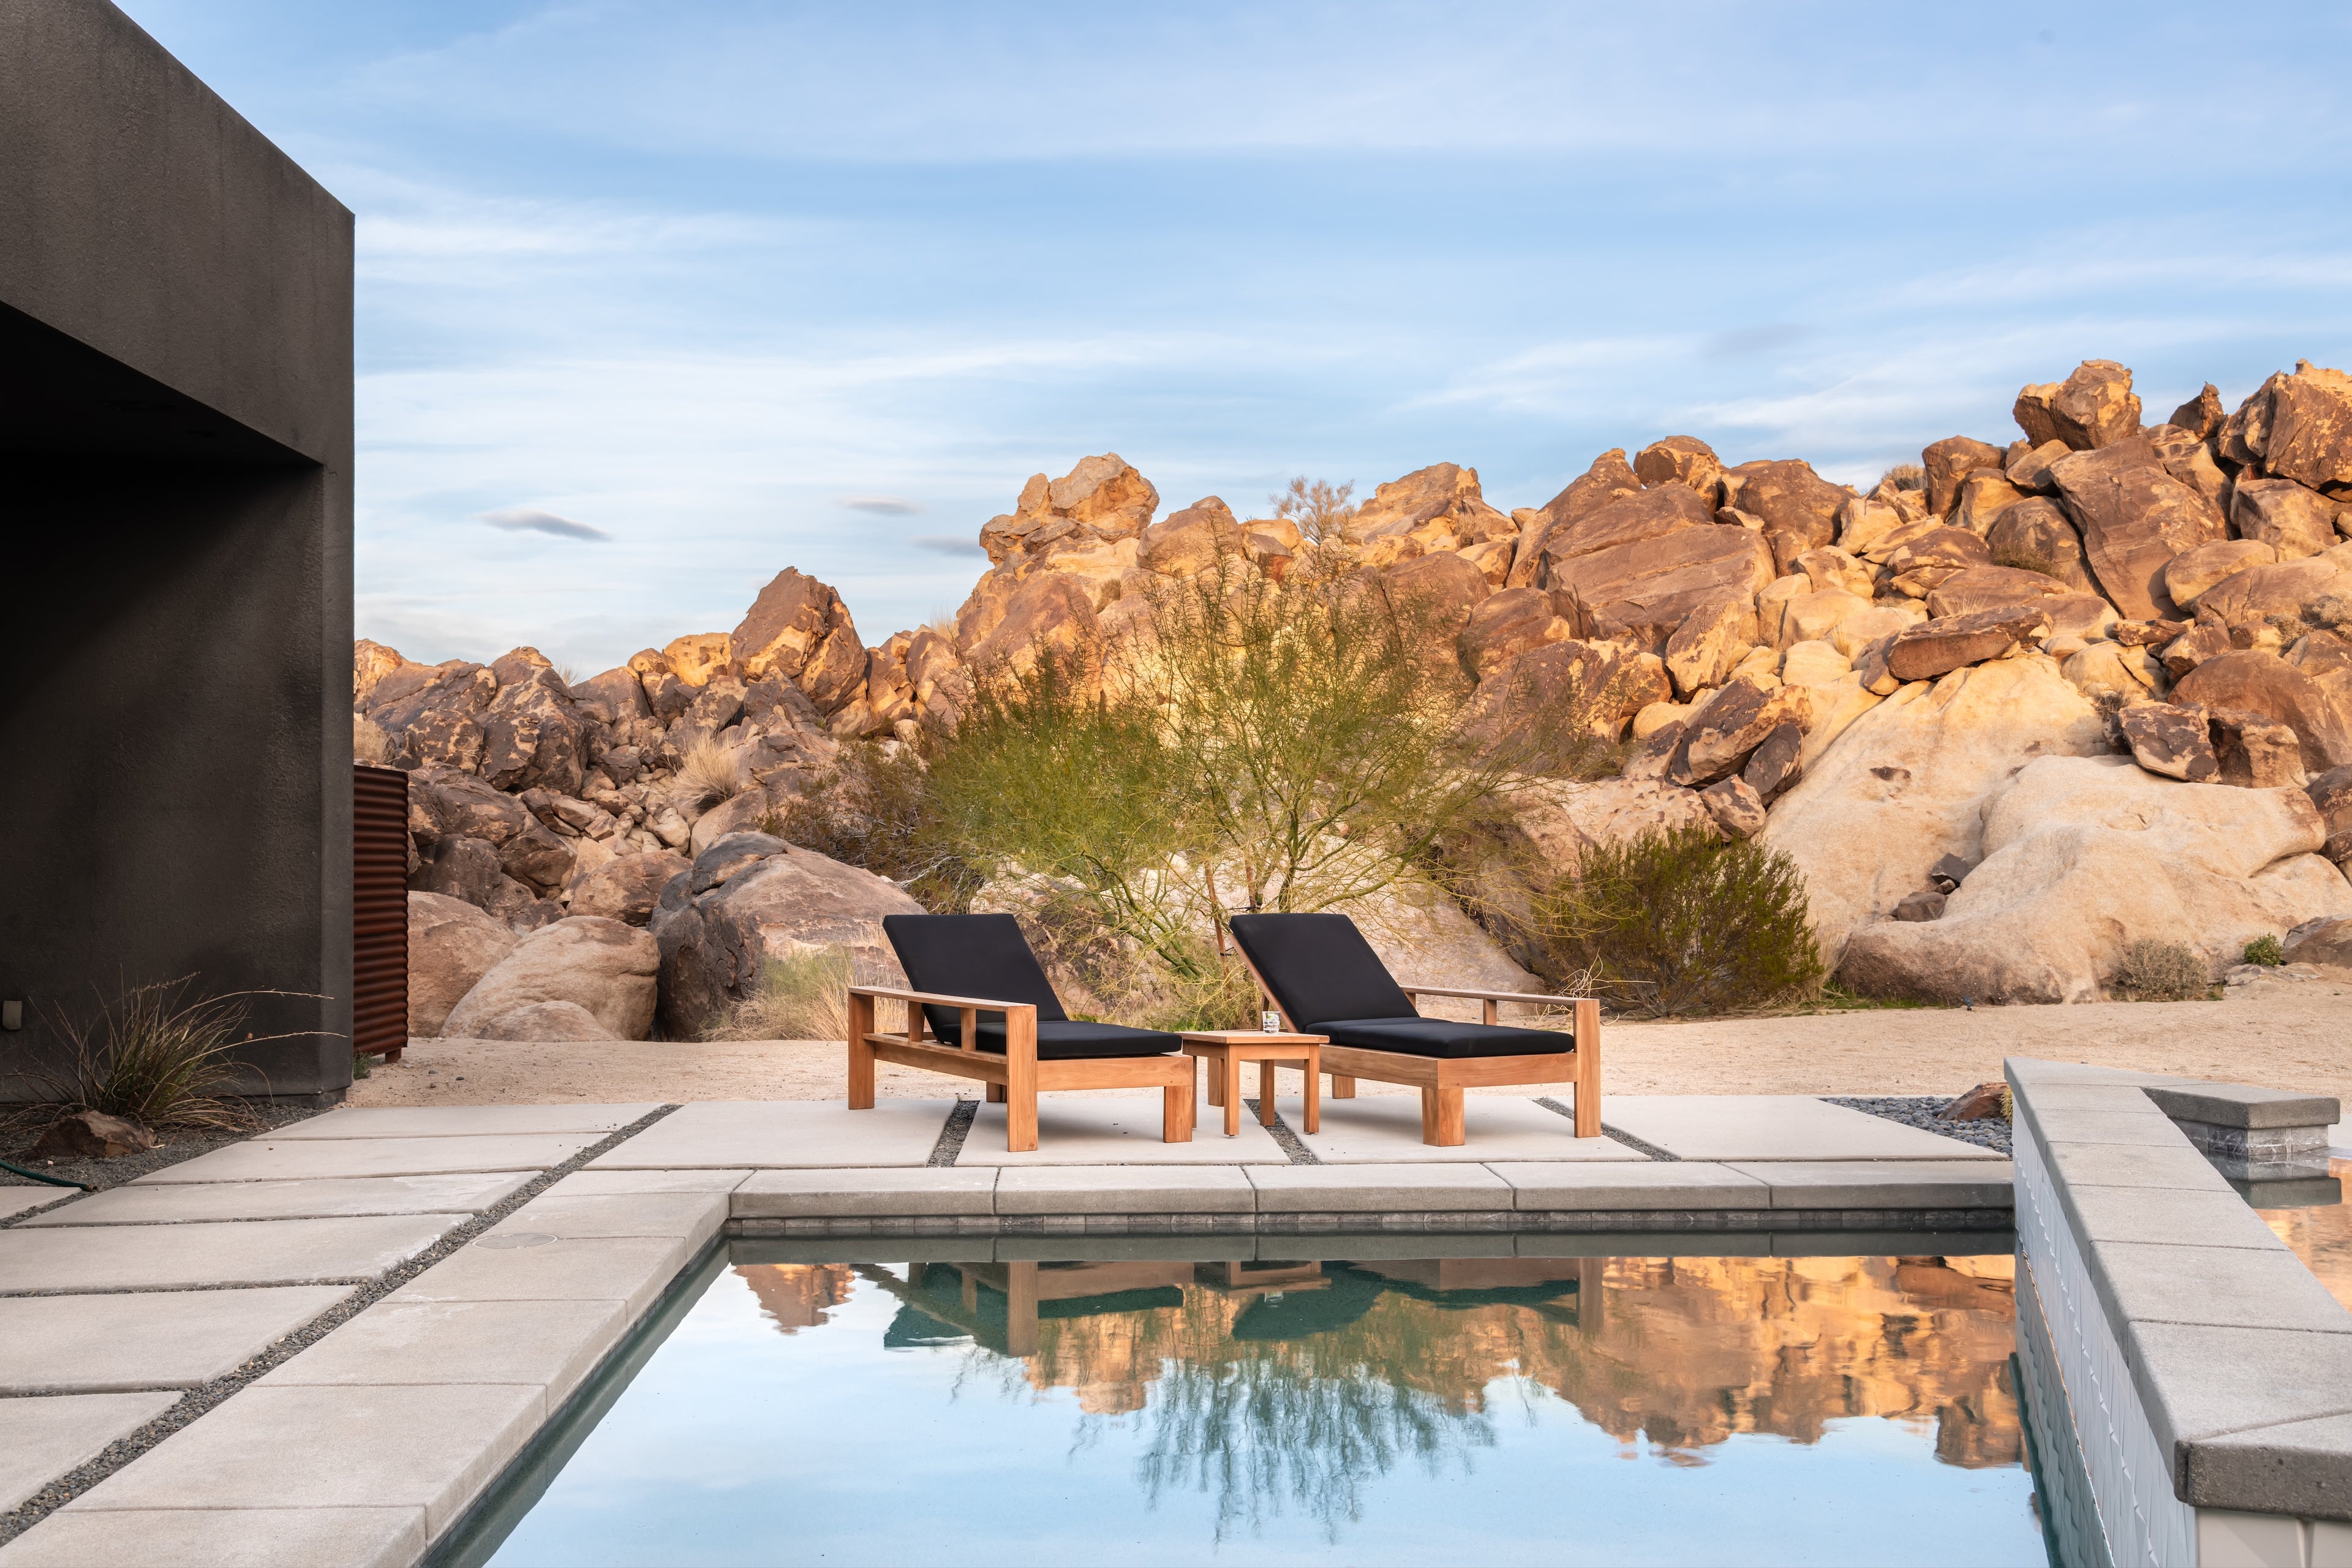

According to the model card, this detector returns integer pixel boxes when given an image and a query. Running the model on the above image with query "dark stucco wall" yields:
[0,0,354,1101]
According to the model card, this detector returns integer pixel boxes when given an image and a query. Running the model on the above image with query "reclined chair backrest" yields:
[1225,913,1417,1030]
[881,913,1068,1041]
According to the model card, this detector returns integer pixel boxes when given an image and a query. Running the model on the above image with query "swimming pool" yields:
[451,1238,2047,1567]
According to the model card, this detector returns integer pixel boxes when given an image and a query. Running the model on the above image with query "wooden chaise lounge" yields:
[847,913,1196,1153]
[1224,911,1600,1146]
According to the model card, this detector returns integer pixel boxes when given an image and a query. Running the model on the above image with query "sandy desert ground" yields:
[352,984,2352,1108]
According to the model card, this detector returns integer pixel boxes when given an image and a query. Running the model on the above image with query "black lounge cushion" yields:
[1224,912,1415,1028]
[1226,911,1572,1060]
[880,913,1178,1060]
[1314,1017,1570,1060]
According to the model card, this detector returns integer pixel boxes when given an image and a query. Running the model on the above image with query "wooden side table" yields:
[1179,1031,1324,1137]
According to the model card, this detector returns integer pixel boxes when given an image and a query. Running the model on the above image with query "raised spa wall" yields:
[2007,1057,2352,1568]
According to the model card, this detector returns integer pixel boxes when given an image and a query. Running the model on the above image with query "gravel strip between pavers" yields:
[1243,1098,1318,1163]
[1534,1097,1676,1160]
[0,1103,679,1549]
[1824,1095,2012,1155]
[925,1099,978,1166]
[0,1102,325,1199]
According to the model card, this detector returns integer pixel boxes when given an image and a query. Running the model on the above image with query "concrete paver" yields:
[1246,1164,1513,1212]
[960,1095,1286,1164]
[994,1166,1255,1214]
[2089,1240,2352,1335]
[0,1391,178,1512]
[0,1215,461,1294]
[259,1297,625,1408]
[390,1234,692,1319]
[1720,1159,2015,1209]
[59,1382,543,1535]
[1488,1160,1772,1210]
[2064,1185,2288,1251]
[2045,1140,2237,1193]
[484,1192,725,1253]
[733,1167,997,1218]
[19,1173,532,1226]
[1294,1096,1642,1164]
[134,1134,600,1183]
[1602,1096,2004,1161]
[0,1505,426,1568]
[547,1169,752,1197]
[275,1104,660,1140]
[587,1099,953,1169]
[2027,1108,2188,1147]
[0,1287,351,1393]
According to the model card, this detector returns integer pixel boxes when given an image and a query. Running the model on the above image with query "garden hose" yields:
[0,1158,86,1189]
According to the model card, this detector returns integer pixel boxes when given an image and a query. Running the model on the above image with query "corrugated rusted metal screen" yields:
[353,762,409,1061]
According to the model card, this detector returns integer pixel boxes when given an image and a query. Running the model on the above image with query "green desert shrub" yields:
[2243,933,2286,967]
[1534,826,1823,1017]
[2110,939,2211,1001]
[37,978,307,1129]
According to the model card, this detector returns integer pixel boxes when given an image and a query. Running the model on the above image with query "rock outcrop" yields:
[1839,756,2352,1003]
[407,892,519,1036]
[442,916,660,1041]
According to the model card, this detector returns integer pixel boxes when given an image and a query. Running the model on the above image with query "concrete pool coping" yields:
[2006,1057,2352,1566]
[0,1079,2287,1568]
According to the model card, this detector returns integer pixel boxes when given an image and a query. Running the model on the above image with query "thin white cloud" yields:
[481,506,611,540]
[839,496,922,514]
[911,535,986,556]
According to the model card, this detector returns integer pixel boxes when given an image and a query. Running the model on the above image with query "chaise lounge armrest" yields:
[848,984,1039,1014]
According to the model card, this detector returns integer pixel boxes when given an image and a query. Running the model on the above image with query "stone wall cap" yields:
[2143,1082,2342,1131]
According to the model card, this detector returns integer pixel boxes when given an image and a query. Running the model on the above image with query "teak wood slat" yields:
[1226,948,1602,1145]
[846,986,1194,1153]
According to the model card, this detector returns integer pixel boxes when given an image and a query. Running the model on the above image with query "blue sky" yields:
[121,1,2352,677]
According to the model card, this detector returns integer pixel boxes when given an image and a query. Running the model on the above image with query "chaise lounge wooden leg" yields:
[1223,1057,1241,1137]
[1164,1079,1194,1142]
[1420,1082,1465,1146]
[1331,1074,1357,1099]
[1257,1060,1278,1126]
[1004,1262,1039,1357]
[847,993,876,1110]
[1572,998,1602,1137]
[986,1082,1006,1103]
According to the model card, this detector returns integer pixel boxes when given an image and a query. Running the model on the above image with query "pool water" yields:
[2257,1157,2352,1311]
[470,1241,2049,1567]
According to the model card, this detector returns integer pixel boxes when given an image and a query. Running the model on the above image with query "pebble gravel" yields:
[1,1102,325,1196]
[1824,1095,2012,1155]
[0,1104,678,1548]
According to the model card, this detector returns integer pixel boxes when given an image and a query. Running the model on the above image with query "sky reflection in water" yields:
[488,1249,2046,1567]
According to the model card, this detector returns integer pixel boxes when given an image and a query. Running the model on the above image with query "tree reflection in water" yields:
[805,1251,2021,1544]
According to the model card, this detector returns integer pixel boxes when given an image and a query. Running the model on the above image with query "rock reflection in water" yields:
[731,1250,2021,1539]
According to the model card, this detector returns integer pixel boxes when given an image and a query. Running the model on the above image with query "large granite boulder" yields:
[960,571,1101,674]
[1838,755,2351,1003]
[1534,483,1714,581]
[2193,556,2349,631]
[2173,650,2352,774]
[1139,496,1245,575]
[978,453,1159,564]
[1667,675,1810,786]
[1460,588,1573,679]
[569,665,652,726]
[1884,603,2053,682]
[1760,656,2111,964]
[1381,549,1491,636]
[1925,566,2073,620]
[2232,478,2339,562]
[407,892,519,1036]
[369,662,496,774]
[2163,540,2277,608]
[443,916,660,1041]
[1632,436,1724,503]
[2014,360,2143,451]
[1720,459,1849,554]
[731,568,867,713]
[650,832,923,1037]
[1464,639,1668,751]
[1494,775,1720,880]
[1348,463,1515,554]
[1547,524,1775,652]
[1921,437,2006,516]
[2231,361,2352,491]
[2048,437,2227,619]
[567,850,690,926]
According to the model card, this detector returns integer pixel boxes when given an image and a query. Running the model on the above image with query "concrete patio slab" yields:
[484,1192,726,1253]
[18,1173,532,1226]
[960,1095,1286,1164]
[134,1133,601,1184]
[59,1382,543,1535]
[547,1169,752,1197]
[0,1390,177,1512]
[0,1190,61,1223]
[258,1297,625,1408]
[2026,1108,2189,1147]
[1488,1161,1772,1211]
[2089,1240,2352,1335]
[2064,1185,2290,1251]
[1292,1096,1643,1164]
[1720,1159,2015,1209]
[0,1504,426,1568]
[734,1167,997,1218]
[390,1234,692,1320]
[586,1099,954,1169]
[2045,1140,2239,1194]
[1246,1164,1513,1213]
[0,1286,351,1394]
[0,1215,461,1294]
[1601,1096,2003,1161]
[995,1166,1256,1215]
[274,1104,660,1139]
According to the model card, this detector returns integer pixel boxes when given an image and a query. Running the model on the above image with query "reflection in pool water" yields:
[484,1246,2047,1567]
[2259,1158,2352,1311]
